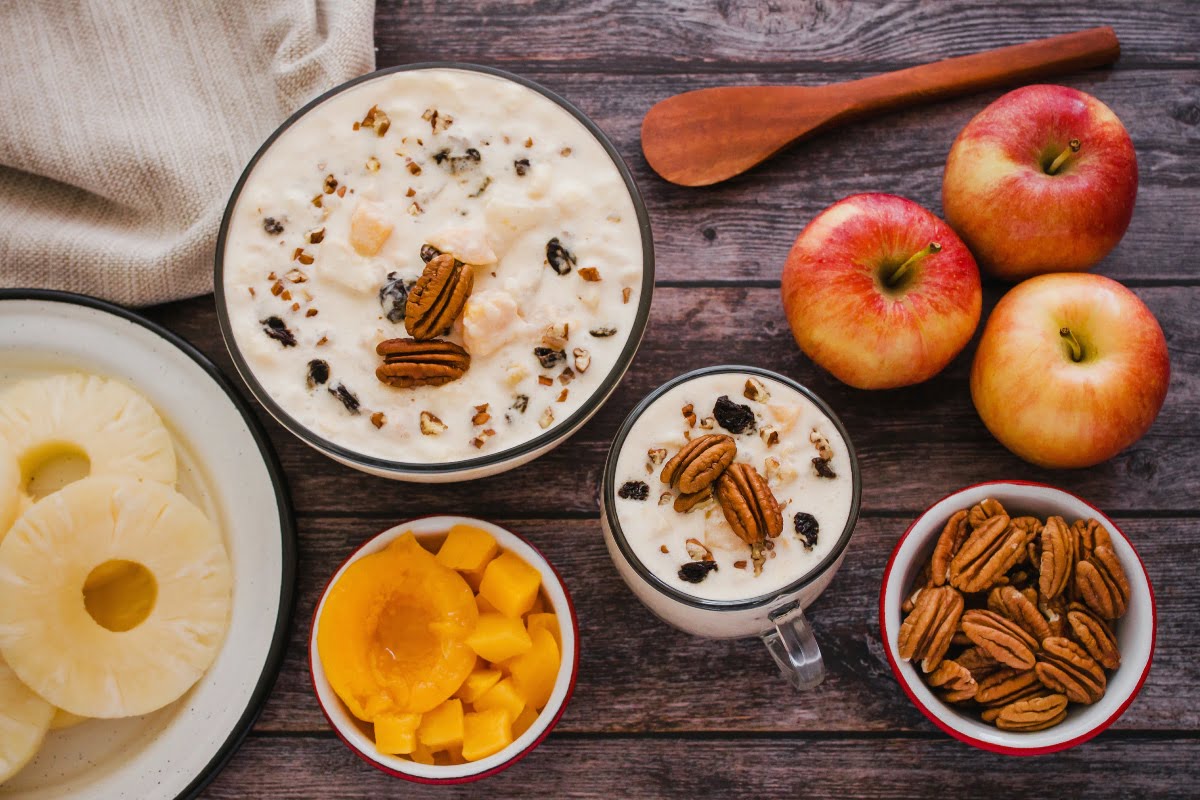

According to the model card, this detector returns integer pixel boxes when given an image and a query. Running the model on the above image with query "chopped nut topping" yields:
[365,156,380,172]
[407,201,424,215]
[660,544,670,553]
[370,412,386,429]
[270,281,284,296]
[734,560,748,569]
[760,426,780,447]
[293,248,314,266]
[557,368,575,385]
[524,137,533,148]
[360,105,390,136]
[622,286,632,304]
[541,323,569,351]
[573,348,591,373]
[648,447,667,465]
[306,308,319,317]
[248,287,256,297]
[323,174,338,194]
[556,388,568,402]
[578,267,601,282]
[589,326,617,337]
[475,403,489,413]
[422,107,453,133]
[285,269,307,283]
[744,377,771,403]
[405,158,422,175]
[472,410,491,426]
[406,187,416,197]
[420,411,447,435]
[810,427,834,461]
[291,302,300,311]
[659,492,673,506]
[699,416,715,430]
[538,407,554,429]
[685,538,713,562]
[305,227,326,244]
[311,194,323,208]
[336,185,347,198]
[681,403,697,427]
[538,375,553,386]
[560,147,573,157]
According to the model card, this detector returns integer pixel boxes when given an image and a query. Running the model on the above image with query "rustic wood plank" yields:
[202,733,1200,798]
[144,284,1200,516]
[375,1,1200,70]
[249,515,1196,735]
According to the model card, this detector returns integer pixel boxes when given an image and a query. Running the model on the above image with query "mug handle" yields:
[761,600,825,690]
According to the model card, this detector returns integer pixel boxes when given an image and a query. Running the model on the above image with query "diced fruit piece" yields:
[526,612,561,649]
[462,708,514,762]
[512,707,540,739]
[466,613,532,663]
[350,200,394,256]
[478,552,542,618]
[510,628,560,710]
[437,524,500,572]
[374,712,422,755]
[473,677,525,720]
[318,534,478,719]
[417,698,464,752]
[476,593,499,615]
[410,742,436,765]
[456,668,502,704]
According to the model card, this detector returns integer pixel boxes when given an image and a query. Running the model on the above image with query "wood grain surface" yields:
[155,1,1200,796]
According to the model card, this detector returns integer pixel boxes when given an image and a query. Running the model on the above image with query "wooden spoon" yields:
[641,27,1120,187]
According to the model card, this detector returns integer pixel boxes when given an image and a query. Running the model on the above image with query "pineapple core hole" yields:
[83,560,157,633]
[21,442,91,501]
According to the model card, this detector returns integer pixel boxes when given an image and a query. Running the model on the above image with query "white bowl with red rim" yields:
[880,481,1155,755]
[309,515,578,783]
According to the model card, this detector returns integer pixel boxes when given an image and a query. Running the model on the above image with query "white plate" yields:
[0,290,296,799]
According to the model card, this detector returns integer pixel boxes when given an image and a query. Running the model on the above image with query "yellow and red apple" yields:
[971,273,1169,468]
[942,84,1138,280]
[780,193,982,390]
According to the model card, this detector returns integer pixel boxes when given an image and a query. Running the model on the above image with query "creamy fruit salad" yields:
[221,68,645,463]
[612,372,854,601]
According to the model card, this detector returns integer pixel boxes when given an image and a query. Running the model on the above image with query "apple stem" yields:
[1047,139,1081,175]
[886,242,942,287]
[1060,326,1084,362]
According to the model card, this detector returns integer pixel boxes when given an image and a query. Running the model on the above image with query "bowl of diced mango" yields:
[309,515,577,782]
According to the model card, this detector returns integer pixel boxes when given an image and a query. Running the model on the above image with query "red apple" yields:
[780,193,982,389]
[942,84,1137,280]
[971,273,1169,468]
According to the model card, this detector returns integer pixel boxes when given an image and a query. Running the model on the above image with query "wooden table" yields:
[163,2,1199,796]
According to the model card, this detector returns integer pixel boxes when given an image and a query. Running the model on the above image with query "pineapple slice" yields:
[0,441,18,542]
[0,656,54,784]
[0,375,176,516]
[48,709,88,731]
[0,476,231,718]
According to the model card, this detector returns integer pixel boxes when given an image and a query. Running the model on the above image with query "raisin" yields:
[420,244,442,263]
[812,457,837,479]
[589,326,617,338]
[511,394,529,413]
[306,359,330,389]
[618,480,650,501]
[713,395,755,434]
[263,216,284,235]
[534,347,566,369]
[378,272,414,324]
[328,382,360,414]
[514,158,530,176]
[261,316,296,347]
[793,512,819,550]
[433,147,481,175]
[545,237,577,275]
[678,561,718,584]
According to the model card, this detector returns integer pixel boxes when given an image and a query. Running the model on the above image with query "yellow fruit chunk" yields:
[417,698,464,752]
[466,613,532,663]
[456,668,502,704]
[436,525,499,573]
[410,742,436,765]
[526,612,561,649]
[512,707,540,739]
[462,708,513,762]
[374,712,421,755]
[478,552,542,618]
[318,534,478,720]
[349,200,394,257]
[473,677,525,720]
[510,628,560,710]
[434,745,466,766]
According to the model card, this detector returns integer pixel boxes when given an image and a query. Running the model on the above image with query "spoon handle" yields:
[842,27,1120,117]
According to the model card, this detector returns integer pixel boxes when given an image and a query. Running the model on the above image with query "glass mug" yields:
[600,366,861,690]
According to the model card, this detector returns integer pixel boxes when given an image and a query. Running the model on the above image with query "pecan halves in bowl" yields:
[1073,518,1113,562]
[968,498,1007,529]
[1035,636,1107,705]
[975,667,1041,707]
[948,515,1024,593]
[714,462,782,545]
[931,509,969,586]
[962,609,1040,670]
[988,585,1052,643]
[927,659,978,703]
[1075,545,1130,620]
[898,585,965,673]
[405,253,474,340]
[990,693,1069,732]
[660,434,736,494]
[1067,602,1121,670]
[376,338,470,388]
[1038,515,1076,600]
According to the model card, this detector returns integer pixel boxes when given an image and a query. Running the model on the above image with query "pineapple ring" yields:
[0,441,18,542]
[0,656,54,784]
[0,476,232,719]
[48,709,88,731]
[0,374,177,512]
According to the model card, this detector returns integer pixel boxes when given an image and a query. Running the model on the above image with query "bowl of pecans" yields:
[880,481,1155,754]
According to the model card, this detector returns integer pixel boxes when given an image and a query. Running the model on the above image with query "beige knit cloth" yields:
[0,1,376,306]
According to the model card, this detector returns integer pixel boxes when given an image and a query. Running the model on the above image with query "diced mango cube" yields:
[417,698,464,752]
[526,612,561,649]
[437,525,500,572]
[476,593,499,615]
[349,200,394,256]
[473,677,525,720]
[461,708,514,762]
[374,712,422,755]
[510,628,560,710]
[478,552,541,618]
[467,613,532,662]
[512,707,540,738]
[410,742,436,765]
[456,668,503,704]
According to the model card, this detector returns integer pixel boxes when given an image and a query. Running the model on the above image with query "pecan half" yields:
[927,659,978,703]
[673,486,713,513]
[1075,545,1130,619]
[376,338,470,388]
[956,646,1000,678]
[961,609,1039,670]
[1073,518,1113,562]
[714,463,783,545]
[1067,602,1121,670]
[931,510,970,587]
[660,434,736,494]
[902,563,933,614]
[897,585,964,673]
[1038,515,1076,601]
[975,668,1041,706]
[1035,636,1106,704]
[1039,594,1069,638]
[404,253,474,340]
[991,693,1069,732]
[988,585,1051,643]
[968,498,1007,529]
[948,515,1024,593]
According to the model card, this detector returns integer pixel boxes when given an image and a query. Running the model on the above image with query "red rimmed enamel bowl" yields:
[880,481,1155,755]
[309,515,578,783]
